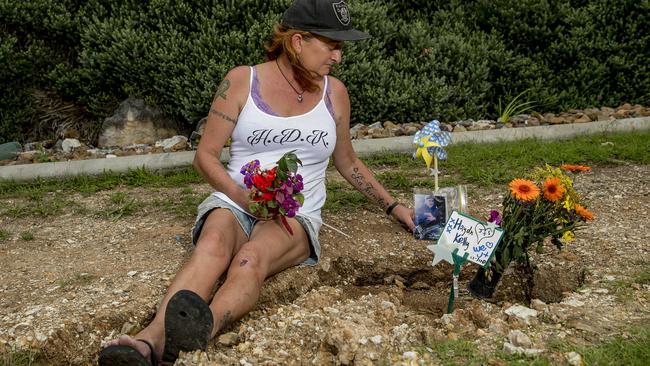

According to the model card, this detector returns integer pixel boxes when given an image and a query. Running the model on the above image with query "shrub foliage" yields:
[1,0,648,143]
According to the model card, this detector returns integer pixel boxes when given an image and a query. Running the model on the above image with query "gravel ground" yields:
[0,163,648,365]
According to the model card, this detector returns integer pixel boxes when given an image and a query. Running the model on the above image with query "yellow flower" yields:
[562,197,574,211]
[509,179,540,201]
[562,231,575,242]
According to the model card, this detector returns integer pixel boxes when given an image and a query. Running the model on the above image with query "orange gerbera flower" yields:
[574,204,594,221]
[543,177,566,202]
[560,164,591,172]
[509,179,540,201]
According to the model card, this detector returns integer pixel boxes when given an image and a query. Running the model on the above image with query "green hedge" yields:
[1,0,648,143]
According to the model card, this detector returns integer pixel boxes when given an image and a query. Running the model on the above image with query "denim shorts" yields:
[192,194,320,266]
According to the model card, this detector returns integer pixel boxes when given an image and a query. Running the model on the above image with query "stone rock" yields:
[613,109,630,119]
[574,113,591,123]
[22,140,54,151]
[62,138,82,153]
[508,114,531,126]
[503,342,545,357]
[369,127,391,139]
[349,123,368,139]
[487,319,509,335]
[453,125,467,132]
[410,281,430,290]
[190,117,207,148]
[440,123,453,132]
[468,120,494,131]
[504,305,538,324]
[155,135,189,152]
[17,151,38,163]
[0,141,22,161]
[529,299,547,312]
[458,119,475,128]
[566,351,583,366]
[508,330,532,348]
[218,332,239,346]
[98,98,181,147]
[566,318,598,333]
[120,322,136,335]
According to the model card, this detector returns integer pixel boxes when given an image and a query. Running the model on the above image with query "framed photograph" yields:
[413,190,448,240]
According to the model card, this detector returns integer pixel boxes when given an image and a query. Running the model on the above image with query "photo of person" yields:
[413,193,447,240]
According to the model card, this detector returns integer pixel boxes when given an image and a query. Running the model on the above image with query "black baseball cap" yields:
[281,0,371,41]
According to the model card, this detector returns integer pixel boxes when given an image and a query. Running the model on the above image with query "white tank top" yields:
[212,67,337,231]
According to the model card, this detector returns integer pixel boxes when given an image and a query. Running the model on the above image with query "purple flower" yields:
[241,160,261,189]
[292,174,304,192]
[488,210,502,225]
[240,159,260,175]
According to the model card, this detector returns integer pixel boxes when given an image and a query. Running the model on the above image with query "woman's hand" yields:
[391,204,415,232]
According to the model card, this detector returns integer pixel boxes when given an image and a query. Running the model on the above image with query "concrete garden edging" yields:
[1,117,648,181]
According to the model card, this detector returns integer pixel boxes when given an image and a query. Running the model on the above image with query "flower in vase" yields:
[488,164,594,273]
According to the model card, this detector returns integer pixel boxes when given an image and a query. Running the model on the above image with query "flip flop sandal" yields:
[98,338,158,366]
[162,289,214,363]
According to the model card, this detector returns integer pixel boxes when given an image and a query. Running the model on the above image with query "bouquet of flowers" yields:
[240,151,304,235]
[469,164,594,298]
[489,164,594,272]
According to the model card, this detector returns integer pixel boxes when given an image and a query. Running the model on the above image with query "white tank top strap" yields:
[322,75,329,101]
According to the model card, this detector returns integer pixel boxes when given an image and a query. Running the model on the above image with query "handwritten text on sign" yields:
[439,211,504,267]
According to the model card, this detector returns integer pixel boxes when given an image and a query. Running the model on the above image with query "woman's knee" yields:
[194,229,234,262]
[229,249,266,282]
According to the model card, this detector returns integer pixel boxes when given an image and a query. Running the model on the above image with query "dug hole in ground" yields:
[0,162,648,365]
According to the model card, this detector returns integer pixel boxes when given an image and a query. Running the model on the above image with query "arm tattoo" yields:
[212,79,230,103]
[210,108,238,124]
[350,166,388,209]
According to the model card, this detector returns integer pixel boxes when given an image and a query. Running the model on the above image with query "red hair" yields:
[264,24,320,93]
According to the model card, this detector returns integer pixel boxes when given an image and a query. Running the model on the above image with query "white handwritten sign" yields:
[438,211,504,268]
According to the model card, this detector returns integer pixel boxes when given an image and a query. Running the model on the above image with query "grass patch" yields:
[0,229,10,240]
[362,130,650,186]
[635,266,650,285]
[102,192,137,220]
[577,326,650,365]
[0,131,647,216]
[153,192,208,218]
[56,273,95,288]
[19,231,34,241]
[0,349,44,366]
[323,181,370,212]
[419,324,650,365]
[419,339,552,365]
[0,167,202,199]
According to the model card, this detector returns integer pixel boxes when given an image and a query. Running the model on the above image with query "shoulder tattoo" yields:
[212,79,230,103]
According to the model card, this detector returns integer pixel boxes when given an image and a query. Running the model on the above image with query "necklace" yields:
[276,58,304,103]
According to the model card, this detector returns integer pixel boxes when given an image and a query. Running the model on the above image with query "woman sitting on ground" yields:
[99,1,414,364]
